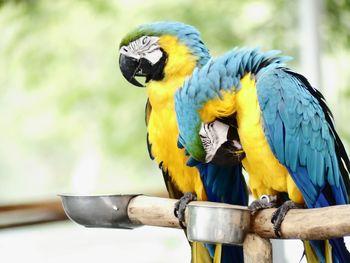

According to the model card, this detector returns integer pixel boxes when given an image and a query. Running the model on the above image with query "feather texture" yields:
[175,46,350,262]
[175,48,290,161]
[257,68,350,262]
[256,68,349,206]
[127,22,249,263]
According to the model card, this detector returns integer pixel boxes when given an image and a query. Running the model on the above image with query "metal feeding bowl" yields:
[60,194,140,229]
[186,201,250,245]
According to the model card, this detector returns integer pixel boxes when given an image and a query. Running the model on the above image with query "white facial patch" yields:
[120,36,163,65]
[199,120,229,163]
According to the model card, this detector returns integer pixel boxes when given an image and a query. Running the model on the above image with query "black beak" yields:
[210,119,245,166]
[119,54,145,87]
[119,49,167,88]
[211,141,245,166]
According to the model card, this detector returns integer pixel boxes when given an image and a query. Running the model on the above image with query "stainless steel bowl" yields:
[60,194,140,229]
[186,201,250,245]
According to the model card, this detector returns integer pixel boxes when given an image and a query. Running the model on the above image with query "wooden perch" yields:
[128,196,272,262]
[61,194,350,263]
[128,196,181,228]
[251,205,350,240]
[127,195,350,240]
[60,194,350,263]
[0,200,67,228]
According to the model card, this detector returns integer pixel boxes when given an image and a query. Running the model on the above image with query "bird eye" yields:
[142,36,149,45]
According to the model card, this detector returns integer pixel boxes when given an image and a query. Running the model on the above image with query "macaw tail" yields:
[304,238,350,263]
[197,163,247,263]
[181,159,247,262]
[329,238,350,263]
[302,189,350,263]
[214,245,244,263]
[191,242,213,263]
[198,243,243,263]
[303,185,350,263]
[191,243,244,263]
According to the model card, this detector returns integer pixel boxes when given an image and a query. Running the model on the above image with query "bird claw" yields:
[271,200,304,238]
[249,194,278,215]
[174,192,197,229]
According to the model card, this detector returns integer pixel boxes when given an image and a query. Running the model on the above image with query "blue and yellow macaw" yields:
[119,22,248,263]
[175,47,350,262]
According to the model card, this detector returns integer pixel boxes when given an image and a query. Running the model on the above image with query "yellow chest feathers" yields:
[236,76,303,203]
[198,75,303,203]
[145,35,206,200]
[147,35,198,109]
[147,107,206,199]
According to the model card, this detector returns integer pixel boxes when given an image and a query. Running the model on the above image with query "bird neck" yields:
[146,77,184,111]
[146,35,207,109]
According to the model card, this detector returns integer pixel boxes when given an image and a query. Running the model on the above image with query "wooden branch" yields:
[128,196,180,228]
[126,196,350,240]
[251,205,350,239]
[0,199,67,228]
[243,234,272,263]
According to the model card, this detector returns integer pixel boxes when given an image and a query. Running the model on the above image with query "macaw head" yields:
[119,21,210,87]
[177,107,246,167]
[198,119,245,166]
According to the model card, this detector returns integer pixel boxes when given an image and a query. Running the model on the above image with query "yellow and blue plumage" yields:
[175,47,350,262]
[119,22,248,263]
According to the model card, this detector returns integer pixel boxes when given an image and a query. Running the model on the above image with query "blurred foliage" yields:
[325,0,350,49]
[145,0,299,56]
[0,0,349,203]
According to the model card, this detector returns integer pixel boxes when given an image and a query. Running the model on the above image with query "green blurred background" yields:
[1,0,350,205]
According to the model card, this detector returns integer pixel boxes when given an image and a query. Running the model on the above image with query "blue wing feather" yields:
[257,68,349,206]
[257,67,350,262]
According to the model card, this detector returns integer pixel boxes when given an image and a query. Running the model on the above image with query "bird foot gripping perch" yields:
[248,195,278,215]
[174,192,197,229]
[271,200,304,237]
[249,195,304,237]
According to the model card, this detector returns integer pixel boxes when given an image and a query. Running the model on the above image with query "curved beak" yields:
[202,119,245,166]
[211,140,245,166]
[119,54,145,87]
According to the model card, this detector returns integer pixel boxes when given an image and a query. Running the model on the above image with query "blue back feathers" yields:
[257,68,349,207]
[257,67,350,262]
